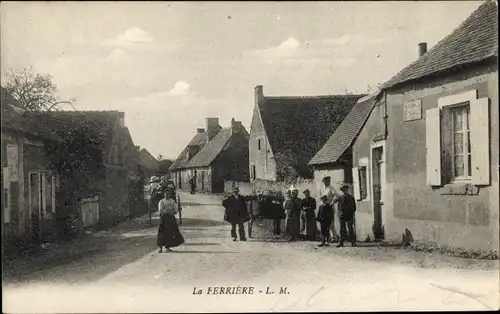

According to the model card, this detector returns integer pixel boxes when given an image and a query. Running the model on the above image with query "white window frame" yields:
[370,140,386,205]
[450,104,472,182]
[358,157,370,201]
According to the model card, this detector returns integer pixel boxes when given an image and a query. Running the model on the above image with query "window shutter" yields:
[3,167,11,223]
[470,97,490,185]
[426,108,441,186]
[352,167,361,200]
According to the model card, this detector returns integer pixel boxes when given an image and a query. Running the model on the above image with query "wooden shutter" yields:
[426,108,441,186]
[470,97,490,185]
[3,167,11,223]
[352,167,361,200]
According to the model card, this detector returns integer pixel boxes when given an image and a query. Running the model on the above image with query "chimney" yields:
[255,85,264,106]
[418,42,427,57]
[230,118,243,134]
[206,117,220,140]
[118,112,125,127]
[197,128,205,133]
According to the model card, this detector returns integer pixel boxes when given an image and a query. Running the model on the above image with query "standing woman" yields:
[284,187,302,242]
[157,188,185,253]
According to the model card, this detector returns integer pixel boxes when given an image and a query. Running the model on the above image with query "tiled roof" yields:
[309,94,378,166]
[186,128,232,168]
[259,94,366,168]
[381,1,498,90]
[169,132,209,170]
[1,86,61,142]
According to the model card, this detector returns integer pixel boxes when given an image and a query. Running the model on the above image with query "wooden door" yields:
[372,146,385,240]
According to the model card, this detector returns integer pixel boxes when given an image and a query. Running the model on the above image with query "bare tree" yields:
[4,65,75,112]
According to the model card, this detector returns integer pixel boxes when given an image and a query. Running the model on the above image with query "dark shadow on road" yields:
[183,242,221,246]
[180,218,226,227]
[3,233,156,285]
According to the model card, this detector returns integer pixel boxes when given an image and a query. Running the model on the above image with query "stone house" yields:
[345,1,498,251]
[37,110,144,229]
[186,118,250,193]
[309,93,378,202]
[249,85,365,184]
[1,87,62,252]
[169,117,220,190]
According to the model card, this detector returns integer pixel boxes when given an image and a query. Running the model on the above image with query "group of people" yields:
[221,176,357,248]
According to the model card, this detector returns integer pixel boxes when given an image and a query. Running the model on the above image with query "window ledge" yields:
[439,183,480,195]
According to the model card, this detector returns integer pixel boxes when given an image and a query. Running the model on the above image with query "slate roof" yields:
[1,86,61,142]
[259,94,366,168]
[309,94,378,166]
[169,132,209,170]
[381,1,498,90]
[186,127,232,168]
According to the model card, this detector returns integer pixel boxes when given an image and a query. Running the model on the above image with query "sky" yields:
[1,1,483,159]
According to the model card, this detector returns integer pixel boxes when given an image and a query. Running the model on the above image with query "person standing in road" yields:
[157,188,185,253]
[284,187,302,242]
[336,184,357,247]
[316,194,333,247]
[222,186,250,241]
[301,189,317,241]
[320,176,340,243]
[189,177,196,194]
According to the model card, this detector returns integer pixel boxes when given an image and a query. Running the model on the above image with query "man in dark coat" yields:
[336,184,357,247]
[189,177,195,194]
[222,186,250,241]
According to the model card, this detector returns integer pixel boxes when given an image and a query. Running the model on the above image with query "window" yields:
[358,166,368,200]
[426,90,490,186]
[251,165,256,180]
[257,139,261,151]
[451,105,471,180]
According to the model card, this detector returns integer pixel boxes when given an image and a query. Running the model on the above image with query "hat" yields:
[340,183,350,191]
[303,189,310,193]
[149,176,160,183]
[322,176,331,182]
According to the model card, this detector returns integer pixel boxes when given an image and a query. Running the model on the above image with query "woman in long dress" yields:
[284,188,302,241]
[157,188,185,253]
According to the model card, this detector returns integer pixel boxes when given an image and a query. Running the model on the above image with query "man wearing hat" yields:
[336,183,357,247]
[320,176,340,243]
[301,189,317,241]
[222,186,250,241]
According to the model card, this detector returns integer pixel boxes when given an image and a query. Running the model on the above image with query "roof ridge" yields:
[264,94,367,100]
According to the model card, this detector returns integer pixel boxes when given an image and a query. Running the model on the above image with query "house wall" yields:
[353,63,499,251]
[249,105,277,181]
[2,132,59,252]
[352,101,387,241]
[173,169,193,192]
[100,165,131,227]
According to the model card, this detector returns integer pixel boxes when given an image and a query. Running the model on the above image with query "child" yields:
[316,194,333,247]
[336,184,357,247]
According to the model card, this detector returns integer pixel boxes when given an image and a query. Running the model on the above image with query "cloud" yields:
[106,27,154,49]
[167,81,190,96]
[106,48,128,62]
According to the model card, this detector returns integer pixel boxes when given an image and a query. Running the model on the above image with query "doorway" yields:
[29,172,43,243]
[371,142,385,240]
[201,171,205,191]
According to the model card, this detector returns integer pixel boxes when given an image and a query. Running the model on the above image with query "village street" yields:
[3,192,499,313]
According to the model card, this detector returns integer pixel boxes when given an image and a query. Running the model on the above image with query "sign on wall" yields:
[403,99,422,122]
[6,144,19,182]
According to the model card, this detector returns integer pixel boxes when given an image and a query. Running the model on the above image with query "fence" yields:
[81,196,100,228]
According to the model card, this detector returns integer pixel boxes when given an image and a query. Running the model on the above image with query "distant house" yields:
[249,85,365,183]
[1,87,62,252]
[309,94,378,195]
[138,148,159,178]
[169,117,220,190]
[37,110,143,229]
[185,118,250,193]
[346,1,499,251]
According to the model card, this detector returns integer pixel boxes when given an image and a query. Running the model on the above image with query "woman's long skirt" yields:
[157,214,185,248]
[285,214,300,238]
[305,217,318,241]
